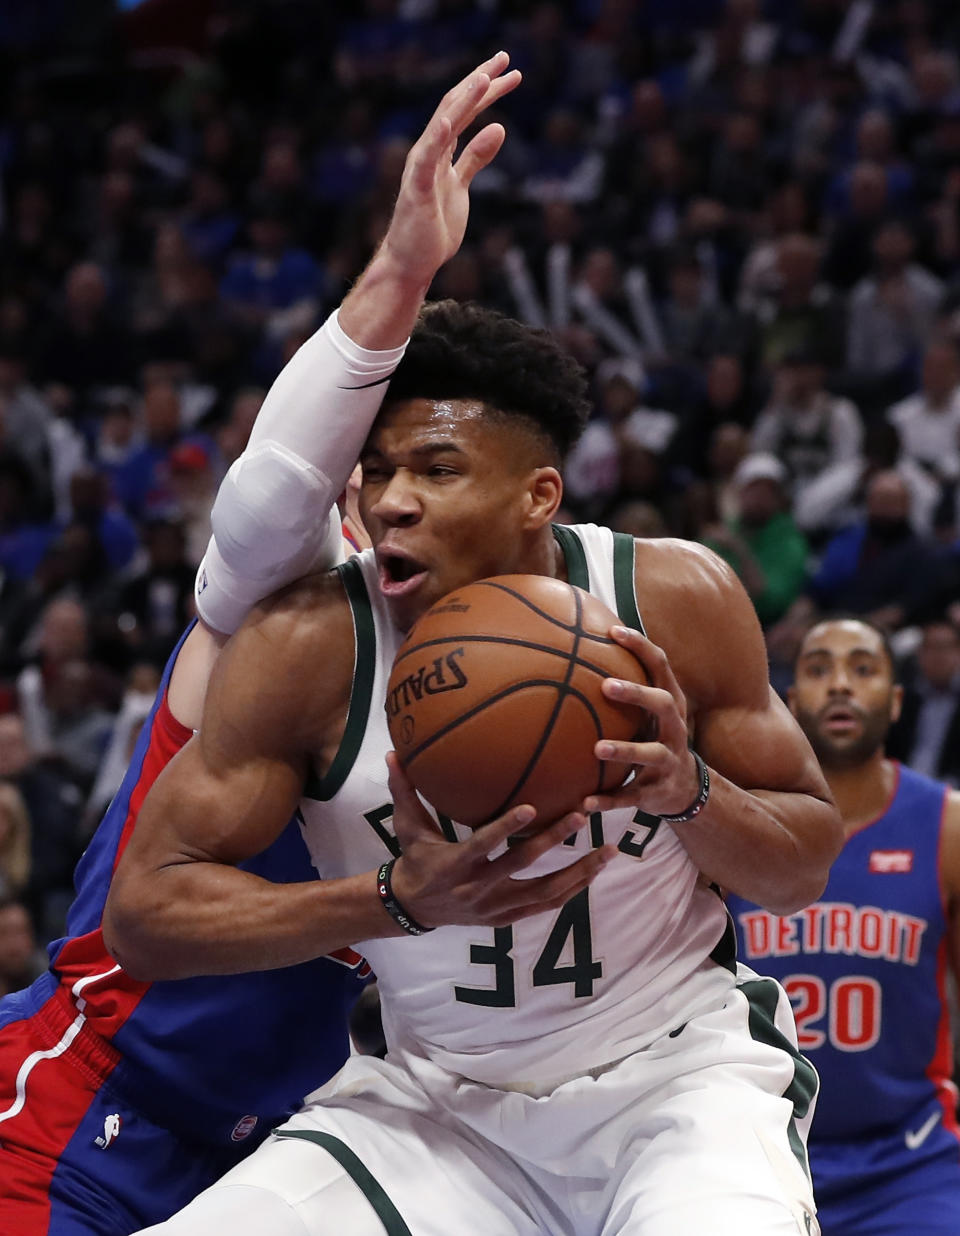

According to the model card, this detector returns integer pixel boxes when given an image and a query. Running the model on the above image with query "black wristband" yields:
[376,860,434,936]
[659,751,711,824]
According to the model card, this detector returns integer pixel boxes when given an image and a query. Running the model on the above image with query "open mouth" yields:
[377,551,429,598]
[822,705,860,732]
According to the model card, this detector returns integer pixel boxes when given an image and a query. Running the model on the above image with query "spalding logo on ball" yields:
[386,574,651,829]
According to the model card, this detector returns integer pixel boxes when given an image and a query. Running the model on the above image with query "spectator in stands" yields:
[673,352,759,479]
[750,232,846,372]
[822,161,890,292]
[752,345,864,534]
[886,337,960,501]
[738,181,815,313]
[219,192,323,341]
[0,781,31,900]
[563,358,643,517]
[179,167,241,267]
[27,658,115,794]
[701,452,809,626]
[0,713,81,938]
[887,618,960,785]
[0,347,58,517]
[36,260,134,397]
[84,661,160,835]
[215,386,265,469]
[521,107,605,206]
[656,246,749,367]
[111,379,191,519]
[0,896,44,997]
[846,219,944,406]
[571,247,647,361]
[113,519,196,665]
[166,441,218,566]
[806,469,944,630]
[825,108,915,217]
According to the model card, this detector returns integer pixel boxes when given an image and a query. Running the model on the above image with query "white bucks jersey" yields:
[299,523,734,1087]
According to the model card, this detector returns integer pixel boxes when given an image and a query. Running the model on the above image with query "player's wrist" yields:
[365,240,436,297]
[376,859,435,936]
[659,751,711,825]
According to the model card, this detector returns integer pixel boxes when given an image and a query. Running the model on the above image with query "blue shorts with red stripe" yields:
[812,1123,960,1236]
[0,977,259,1236]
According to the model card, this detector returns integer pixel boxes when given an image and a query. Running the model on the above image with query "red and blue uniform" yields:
[728,763,960,1235]
[0,624,369,1235]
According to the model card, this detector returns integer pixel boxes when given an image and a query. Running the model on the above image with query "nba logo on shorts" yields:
[231,1114,259,1142]
[95,1113,122,1149]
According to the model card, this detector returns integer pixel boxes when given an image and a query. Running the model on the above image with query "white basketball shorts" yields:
[134,970,820,1236]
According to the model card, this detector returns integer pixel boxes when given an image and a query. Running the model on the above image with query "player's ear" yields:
[786,685,798,716]
[522,466,563,529]
[889,683,903,724]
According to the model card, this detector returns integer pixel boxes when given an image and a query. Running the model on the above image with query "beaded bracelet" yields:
[659,751,711,824]
[376,859,435,936]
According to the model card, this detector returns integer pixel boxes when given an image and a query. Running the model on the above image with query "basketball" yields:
[386,574,651,829]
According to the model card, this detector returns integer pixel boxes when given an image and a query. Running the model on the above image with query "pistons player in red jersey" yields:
[0,55,558,1236]
[728,617,960,1236]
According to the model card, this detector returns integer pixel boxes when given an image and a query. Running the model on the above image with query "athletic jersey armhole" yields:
[612,531,646,634]
[552,523,589,589]
[303,558,376,801]
[155,692,194,751]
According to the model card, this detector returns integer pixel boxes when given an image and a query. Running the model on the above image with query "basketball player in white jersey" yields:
[108,94,843,1236]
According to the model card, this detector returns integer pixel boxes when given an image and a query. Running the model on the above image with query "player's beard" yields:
[794,699,892,771]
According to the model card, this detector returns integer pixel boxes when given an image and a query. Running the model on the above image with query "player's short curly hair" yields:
[383,300,591,461]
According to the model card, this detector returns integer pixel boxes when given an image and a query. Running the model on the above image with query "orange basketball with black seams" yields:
[386,574,651,829]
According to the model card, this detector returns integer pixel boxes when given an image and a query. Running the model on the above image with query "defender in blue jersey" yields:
[0,55,544,1234]
[728,617,960,1236]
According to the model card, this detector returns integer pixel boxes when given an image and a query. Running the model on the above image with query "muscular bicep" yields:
[116,609,319,881]
[642,539,830,803]
[120,728,307,876]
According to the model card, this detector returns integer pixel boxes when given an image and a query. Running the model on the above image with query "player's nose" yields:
[369,469,422,525]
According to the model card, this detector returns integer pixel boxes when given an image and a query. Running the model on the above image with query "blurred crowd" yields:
[3,0,960,981]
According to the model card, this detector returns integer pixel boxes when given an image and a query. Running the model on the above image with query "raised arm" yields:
[195,52,522,636]
[584,538,842,915]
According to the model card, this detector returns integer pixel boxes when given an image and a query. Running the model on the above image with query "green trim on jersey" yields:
[612,531,646,634]
[274,1130,413,1236]
[739,977,818,1183]
[551,523,589,589]
[303,558,376,802]
[708,897,738,975]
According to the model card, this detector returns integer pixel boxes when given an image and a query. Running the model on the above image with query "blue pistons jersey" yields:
[727,763,960,1231]
[0,624,370,1235]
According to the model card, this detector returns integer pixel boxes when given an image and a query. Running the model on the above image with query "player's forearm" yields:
[670,774,842,916]
[338,246,433,350]
[195,296,408,634]
[103,862,404,981]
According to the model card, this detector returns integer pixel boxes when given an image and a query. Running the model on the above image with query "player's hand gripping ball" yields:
[386,575,652,829]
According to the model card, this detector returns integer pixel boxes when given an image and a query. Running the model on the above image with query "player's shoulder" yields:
[218,567,357,716]
[630,535,768,707]
[632,536,745,614]
[249,565,355,641]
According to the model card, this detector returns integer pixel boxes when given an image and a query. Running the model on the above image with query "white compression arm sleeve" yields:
[194,310,407,634]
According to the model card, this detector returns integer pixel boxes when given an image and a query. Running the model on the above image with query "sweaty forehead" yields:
[800,620,887,661]
[366,396,544,465]
[372,397,488,438]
